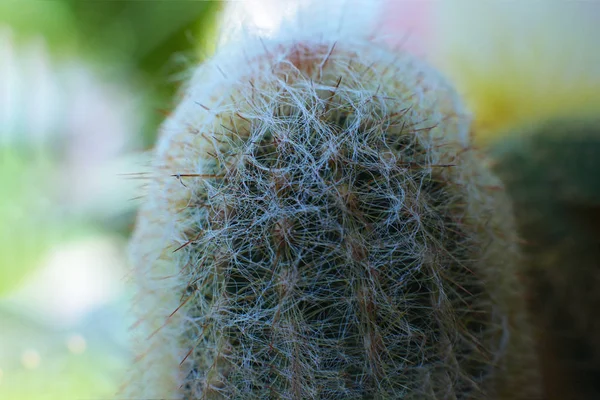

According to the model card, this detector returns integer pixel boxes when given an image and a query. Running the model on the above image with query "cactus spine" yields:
[125,11,541,400]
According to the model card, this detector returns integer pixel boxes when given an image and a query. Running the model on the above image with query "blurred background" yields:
[0,1,598,399]
[0,1,222,399]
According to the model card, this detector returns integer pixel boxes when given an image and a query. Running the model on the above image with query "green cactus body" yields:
[490,118,600,399]
[125,33,540,399]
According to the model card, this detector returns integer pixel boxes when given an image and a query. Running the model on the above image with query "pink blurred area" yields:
[380,0,432,55]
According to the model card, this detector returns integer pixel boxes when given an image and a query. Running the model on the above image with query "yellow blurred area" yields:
[431,1,600,143]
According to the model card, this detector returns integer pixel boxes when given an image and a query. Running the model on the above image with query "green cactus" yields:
[490,118,600,399]
[124,31,540,399]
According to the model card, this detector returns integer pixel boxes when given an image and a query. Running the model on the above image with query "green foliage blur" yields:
[0,1,223,399]
[0,0,221,145]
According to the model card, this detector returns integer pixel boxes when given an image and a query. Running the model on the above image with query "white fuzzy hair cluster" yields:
[125,1,540,399]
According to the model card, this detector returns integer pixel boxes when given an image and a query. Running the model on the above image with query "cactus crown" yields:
[168,40,505,399]
[125,3,540,398]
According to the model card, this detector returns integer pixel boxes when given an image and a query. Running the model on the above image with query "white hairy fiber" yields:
[124,1,540,398]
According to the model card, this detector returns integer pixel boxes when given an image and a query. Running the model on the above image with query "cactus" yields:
[490,118,600,399]
[123,4,541,399]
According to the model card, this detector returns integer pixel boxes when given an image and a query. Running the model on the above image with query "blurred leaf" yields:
[0,150,51,294]
[61,1,224,148]
[0,1,78,51]
[0,149,81,295]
